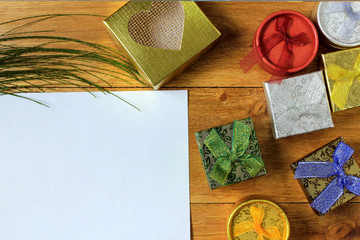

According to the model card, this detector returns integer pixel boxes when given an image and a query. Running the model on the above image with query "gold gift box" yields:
[227,199,290,240]
[290,137,360,216]
[104,2,221,89]
[322,47,360,112]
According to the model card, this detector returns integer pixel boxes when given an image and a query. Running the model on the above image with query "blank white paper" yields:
[0,90,189,240]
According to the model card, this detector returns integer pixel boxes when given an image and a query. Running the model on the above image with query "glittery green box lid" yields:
[195,117,267,190]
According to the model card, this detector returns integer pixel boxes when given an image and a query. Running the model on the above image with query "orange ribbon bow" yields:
[234,206,282,240]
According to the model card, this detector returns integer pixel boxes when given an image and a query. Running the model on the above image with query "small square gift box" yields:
[195,118,266,190]
[291,137,360,216]
[104,2,221,89]
[263,71,334,139]
[312,2,360,49]
[322,47,360,112]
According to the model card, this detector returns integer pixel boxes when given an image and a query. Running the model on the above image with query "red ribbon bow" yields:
[240,15,309,82]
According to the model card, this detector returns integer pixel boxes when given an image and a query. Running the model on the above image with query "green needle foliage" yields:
[0,14,146,110]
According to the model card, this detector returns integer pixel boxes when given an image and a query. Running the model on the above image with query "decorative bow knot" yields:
[234,206,282,240]
[325,2,360,39]
[294,141,360,214]
[204,120,264,185]
[240,15,309,82]
[327,52,360,110]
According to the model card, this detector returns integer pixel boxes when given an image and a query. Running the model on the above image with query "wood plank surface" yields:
[1,2,360,240]
[192,202,360,240]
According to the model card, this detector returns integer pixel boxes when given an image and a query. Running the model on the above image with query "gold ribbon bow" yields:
[234,206,282,240]
[327,52,360,110]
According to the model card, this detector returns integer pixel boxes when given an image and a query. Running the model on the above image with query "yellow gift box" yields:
[104,2,221,89]
[322,47,360,112]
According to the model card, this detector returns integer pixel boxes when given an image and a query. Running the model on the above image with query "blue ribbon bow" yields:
[294,141,360,214]
[325,2,360,39]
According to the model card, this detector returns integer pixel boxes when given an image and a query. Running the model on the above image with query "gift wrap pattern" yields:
[316,2,360,48]
[195,118,266,190]
[322,47,360,112]
[104,1,221,89]
[291,137,360,216]
[263,71,334,139]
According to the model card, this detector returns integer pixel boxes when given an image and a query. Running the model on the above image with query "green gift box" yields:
[195,118,267,190]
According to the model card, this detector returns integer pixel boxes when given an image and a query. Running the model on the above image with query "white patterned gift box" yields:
[263,71,334,139]
[313,2,360,49]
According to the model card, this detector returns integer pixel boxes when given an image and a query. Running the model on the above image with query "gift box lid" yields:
[263,70,334,139]
[314,2,360,49]
[322,47,360,112]
[227,199,290,240]
[253,10,318,76]
[291,137,360,216]
[104,2,221,89]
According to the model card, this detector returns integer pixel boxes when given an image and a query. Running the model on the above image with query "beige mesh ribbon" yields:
[128,2,185,50]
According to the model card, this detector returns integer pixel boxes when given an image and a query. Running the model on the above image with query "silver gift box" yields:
[312,2,360,49]
[263,71,334,139]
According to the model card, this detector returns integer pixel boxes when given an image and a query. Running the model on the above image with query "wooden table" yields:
[2,2,360,240]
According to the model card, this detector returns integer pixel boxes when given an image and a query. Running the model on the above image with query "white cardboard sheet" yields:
[0,90,189,240]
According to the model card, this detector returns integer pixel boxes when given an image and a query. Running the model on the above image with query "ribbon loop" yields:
[232,120,252,157]
[204,120,264,185]
[288,32,309,46]
[241,155,266,178]
[204,129,232,160]
[251,205,265,226]
[333,141,355,167]
[276,15,292,33]
[294,141,360,214]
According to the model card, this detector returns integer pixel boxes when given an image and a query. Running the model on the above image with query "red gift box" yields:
[242,10,319,78]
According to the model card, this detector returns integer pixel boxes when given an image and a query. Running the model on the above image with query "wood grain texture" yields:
[1,2,360,240]
[191,202,360,240]
[189,88,360,204]
[0,1,335,88]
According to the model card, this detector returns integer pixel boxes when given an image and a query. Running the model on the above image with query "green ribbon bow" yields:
[204,120,265,185]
